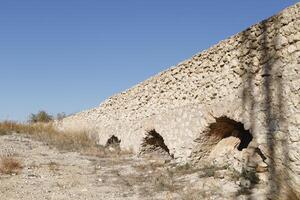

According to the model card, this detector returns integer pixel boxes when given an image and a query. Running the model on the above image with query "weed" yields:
[153,169,177,192]
[48,161,59,172]
[0,156,22,175]
[172,163,200,175]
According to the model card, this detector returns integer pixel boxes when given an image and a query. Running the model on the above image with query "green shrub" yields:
[28,111,53,123]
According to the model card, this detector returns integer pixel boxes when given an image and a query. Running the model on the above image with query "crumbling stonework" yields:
[59,3,300,198]
[139,129,171,158]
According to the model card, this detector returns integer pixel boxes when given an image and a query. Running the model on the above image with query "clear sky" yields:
[0,0,298,121]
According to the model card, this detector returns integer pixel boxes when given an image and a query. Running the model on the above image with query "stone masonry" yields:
[59,3,300,196]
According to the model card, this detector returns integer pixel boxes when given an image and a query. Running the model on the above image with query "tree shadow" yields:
[239,11,292,199]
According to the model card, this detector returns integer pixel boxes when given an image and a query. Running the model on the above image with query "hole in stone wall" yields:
[208,116,253,151]
[140,129,171,157]
[105,135,121,150]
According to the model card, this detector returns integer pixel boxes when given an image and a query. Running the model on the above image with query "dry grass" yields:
[0,121,133,158]
[0,121,23,135]
[181,187,218,200]
[133,160,165,173]
[171,163,200,176]
[153,170,177,192]
[0,156,23,175]
[0,121,100,153]
[48,161,59,172]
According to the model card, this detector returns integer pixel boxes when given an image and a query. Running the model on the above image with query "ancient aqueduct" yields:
[59,3,300,195]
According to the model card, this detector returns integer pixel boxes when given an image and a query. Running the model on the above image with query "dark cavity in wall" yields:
[140,129,171,157]
[208,116,253,151]
[105,135,121,150]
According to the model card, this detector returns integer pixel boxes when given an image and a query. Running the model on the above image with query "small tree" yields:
[28,111,53,123]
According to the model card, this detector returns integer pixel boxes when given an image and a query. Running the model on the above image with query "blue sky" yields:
[0,0,298,121]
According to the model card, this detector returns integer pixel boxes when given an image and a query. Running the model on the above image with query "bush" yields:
[28,111,53,123]
[0,156,22,175]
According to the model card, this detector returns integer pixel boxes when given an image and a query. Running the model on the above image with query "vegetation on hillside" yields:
[0,120,96,152]
[28,111,67,124]
[28,111,53,123]
[0,109,131,158]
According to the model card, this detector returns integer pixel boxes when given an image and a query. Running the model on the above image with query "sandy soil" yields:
[0,134,186,200]
[0,134,260,200]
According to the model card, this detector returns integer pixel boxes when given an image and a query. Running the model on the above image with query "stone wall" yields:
[59,3,300,196]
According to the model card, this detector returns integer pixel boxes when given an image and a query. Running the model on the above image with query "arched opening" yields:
[208,116,253,151]
[140,129,171,157]
[105,135,121,150]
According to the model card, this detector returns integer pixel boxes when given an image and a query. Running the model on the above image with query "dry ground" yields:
[0,133,261,200]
